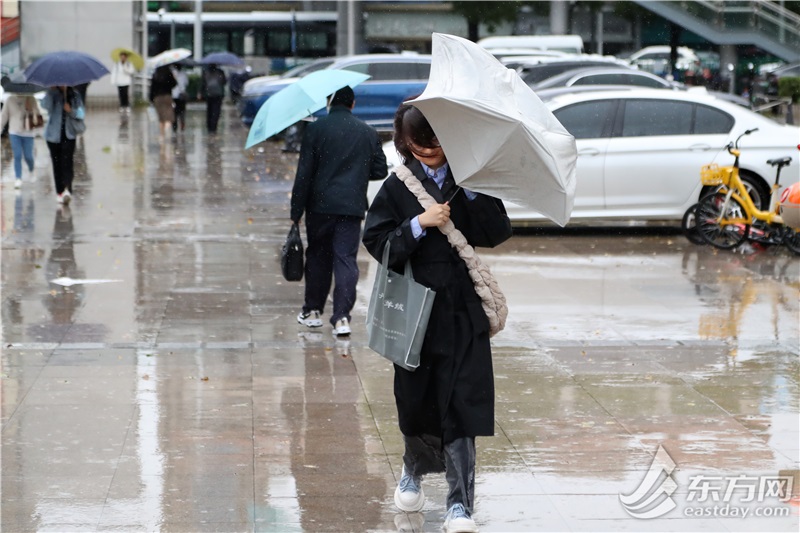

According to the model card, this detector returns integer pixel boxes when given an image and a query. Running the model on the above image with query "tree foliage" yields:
[451,1,521,41]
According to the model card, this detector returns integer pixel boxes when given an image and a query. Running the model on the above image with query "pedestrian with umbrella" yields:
[24,50,109,205]
[0,75,45,188]
[200,63,227,134]
[362,33,576,533]
[149,65,177,142]
[362,102,513,533]
[110,48,142,114]
[40,85,85,205]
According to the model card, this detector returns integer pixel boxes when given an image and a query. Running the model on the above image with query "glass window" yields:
[203,31,230,55]
[297,32,329,55]
[267,31,291,56]
[630,75,668,88]
[620,100,693,137]
[367,62,419,81]
[415,62,431,80]
[553,101,615,139]
[573,74,627,86]
[694,105,734,134]
[341,62,369,75]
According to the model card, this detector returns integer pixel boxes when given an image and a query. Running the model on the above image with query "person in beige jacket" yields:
[1,94,41,188]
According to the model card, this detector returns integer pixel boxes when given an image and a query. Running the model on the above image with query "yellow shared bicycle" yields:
[694,129,800,255]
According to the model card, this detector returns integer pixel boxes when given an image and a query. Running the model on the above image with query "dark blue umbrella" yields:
[199,52,245,67]
[23,51,110,87]
[1,73,45,94]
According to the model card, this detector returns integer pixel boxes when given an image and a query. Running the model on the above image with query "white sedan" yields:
[370,88,799,226]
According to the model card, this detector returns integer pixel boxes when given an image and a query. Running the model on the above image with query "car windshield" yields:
[282,59,335,78]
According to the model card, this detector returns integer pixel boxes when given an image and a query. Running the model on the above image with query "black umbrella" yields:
[199,52,245,67]
[1,74,46,94]
[23,51,110,87]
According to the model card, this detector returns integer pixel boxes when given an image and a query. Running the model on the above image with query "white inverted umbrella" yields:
[410,33,577,226]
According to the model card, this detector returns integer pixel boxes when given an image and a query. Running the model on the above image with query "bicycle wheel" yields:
[696,192,750,249]
[783,228,800,255]
[681,203,706,245]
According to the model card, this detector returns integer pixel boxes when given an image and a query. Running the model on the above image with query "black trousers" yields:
[47,138,76,195]
[173,98,186,130]
[206,96,223,132]
[302,212,361,325]
[402,434,476,512]
[117,86,130,108]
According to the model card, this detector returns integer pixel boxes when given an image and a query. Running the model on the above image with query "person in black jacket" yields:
[290,86,387,337]
[200,64,226,133]
[362,103,512,533]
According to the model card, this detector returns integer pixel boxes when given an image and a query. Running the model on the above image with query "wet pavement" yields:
[1,105,798,532]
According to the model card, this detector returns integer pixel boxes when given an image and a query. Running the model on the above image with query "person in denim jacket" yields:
[42,86,84,205]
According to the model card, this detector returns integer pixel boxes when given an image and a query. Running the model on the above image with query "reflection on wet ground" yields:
[2,106,798,531]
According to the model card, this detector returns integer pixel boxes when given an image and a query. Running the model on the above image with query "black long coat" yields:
[362,160,512,443]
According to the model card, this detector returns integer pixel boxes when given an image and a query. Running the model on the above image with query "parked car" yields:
[626,45,700,77]
[512,59,635,86]
[238,54,431,131]
[530,67,681,91]
[369,88,799,225]
[478,35,585,55]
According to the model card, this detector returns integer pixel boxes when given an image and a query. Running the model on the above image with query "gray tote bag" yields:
[366,242,436,372]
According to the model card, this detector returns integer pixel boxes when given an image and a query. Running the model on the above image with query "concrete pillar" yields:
[336,0,364,56]
[550,0,569,34]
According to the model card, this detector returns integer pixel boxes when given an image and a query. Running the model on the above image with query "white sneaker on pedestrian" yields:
[333,317,351,337]
[57,193,64,204]
[394,466,425,512]
[62,190,71,206]
[297,309,323,328]
[442,503,478,533]
[14,179,21,189]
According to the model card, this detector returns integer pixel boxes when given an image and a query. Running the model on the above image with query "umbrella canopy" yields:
[111,47,144,71]
[245,69,370,149]
[148,48,192,69]
[23,51,110,87]
[1,74,45,94]
[410,33,577,227]
[199,51,245,67]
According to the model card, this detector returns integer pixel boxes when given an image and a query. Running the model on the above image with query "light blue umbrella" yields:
[245,69,370,149]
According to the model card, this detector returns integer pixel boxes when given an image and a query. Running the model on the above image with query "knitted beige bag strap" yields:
[394,164,507,337]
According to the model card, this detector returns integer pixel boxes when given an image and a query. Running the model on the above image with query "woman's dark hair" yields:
[393,100,438,164]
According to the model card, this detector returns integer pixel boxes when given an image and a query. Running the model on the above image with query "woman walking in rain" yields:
[149,65,176,141]
[41,86,85,205]
[362,102,512,533]
[0,92,40,188]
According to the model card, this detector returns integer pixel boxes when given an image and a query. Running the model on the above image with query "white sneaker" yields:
[333,317,351,337]
[442,503,478,533]
[62,190,71,206]
[394,466,425,512]
[57,193,64,204]
[14,179,21,189]
[297,309,323,328]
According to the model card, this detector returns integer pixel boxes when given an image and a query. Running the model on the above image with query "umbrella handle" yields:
[446,186,462,203]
